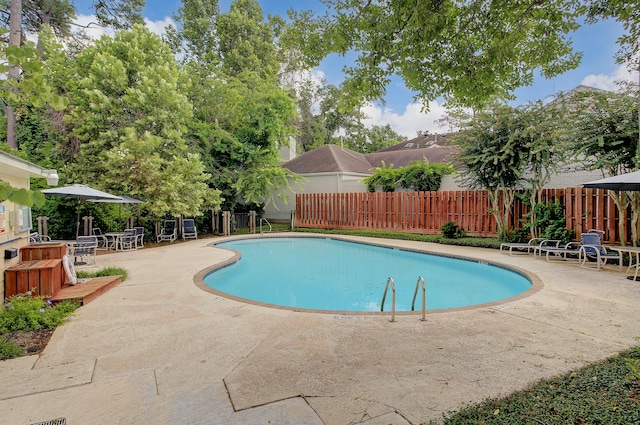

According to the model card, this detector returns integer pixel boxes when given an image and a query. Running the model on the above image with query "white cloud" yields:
[74,14,113,39]
[361,100,450,139]
[72,14,175,40]
[581,63,638,91]
[144,17,176,36]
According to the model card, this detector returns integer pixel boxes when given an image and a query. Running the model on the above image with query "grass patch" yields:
[76,266,128,281]
[0,335,24,359]
[430,346,640,424]
[293,228,502,249]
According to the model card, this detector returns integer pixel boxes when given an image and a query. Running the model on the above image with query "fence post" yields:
[222,211,231,236]
[82,216,93,236]
[248,211,257,234]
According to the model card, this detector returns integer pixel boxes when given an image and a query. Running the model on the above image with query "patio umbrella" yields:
[41,184,123,237]
[41,184,123,201]
[93,194,146,229]
[582,170,640,192]
[92,194,145,204]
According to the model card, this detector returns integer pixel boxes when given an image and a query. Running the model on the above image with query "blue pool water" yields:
[205,237,531,312]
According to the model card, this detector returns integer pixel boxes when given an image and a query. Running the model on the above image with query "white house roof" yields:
[0,150,57,180]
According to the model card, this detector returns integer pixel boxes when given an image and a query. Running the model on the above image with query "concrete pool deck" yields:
[2,233,640,425]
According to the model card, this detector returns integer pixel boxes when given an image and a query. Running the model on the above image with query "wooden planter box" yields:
[4,259,64,298]
[20,243,67,261]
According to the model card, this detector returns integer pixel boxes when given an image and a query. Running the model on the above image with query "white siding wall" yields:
[263,172,368,219]
[440,169,605,191]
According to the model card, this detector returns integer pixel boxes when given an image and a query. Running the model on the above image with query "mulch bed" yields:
[6,329,55,355]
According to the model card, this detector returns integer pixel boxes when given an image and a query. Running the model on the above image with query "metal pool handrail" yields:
[411,276,426,321]
[259,218,272,234]
[380,276,396,322]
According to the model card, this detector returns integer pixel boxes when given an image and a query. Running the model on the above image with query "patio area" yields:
[1,234,640,425]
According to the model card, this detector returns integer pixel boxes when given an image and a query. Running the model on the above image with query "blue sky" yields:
[76,0,637,138]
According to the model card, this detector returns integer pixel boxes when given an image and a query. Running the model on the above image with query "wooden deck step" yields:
[51,276,121,305]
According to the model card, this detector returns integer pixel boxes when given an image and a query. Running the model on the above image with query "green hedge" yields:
[293,228,502,249]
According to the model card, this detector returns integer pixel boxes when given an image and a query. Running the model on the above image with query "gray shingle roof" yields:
[281,144,374,174]
[282,133,458,175]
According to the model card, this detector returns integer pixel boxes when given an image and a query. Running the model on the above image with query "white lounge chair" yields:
[578,232,622,270]
[134,226,145,248]
[71,236,98,266]
[157,220,177,242]
[120,229,138,251]
[28,232,51,244]
[500,238,560,256]
[92,227,111,250]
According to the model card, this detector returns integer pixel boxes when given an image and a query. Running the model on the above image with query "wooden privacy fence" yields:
[295,188,631,244]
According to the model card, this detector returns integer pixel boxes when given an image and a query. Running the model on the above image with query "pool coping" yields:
[193,234,543,316]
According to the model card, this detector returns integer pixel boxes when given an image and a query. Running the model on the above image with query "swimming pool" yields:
[204,237,533,313]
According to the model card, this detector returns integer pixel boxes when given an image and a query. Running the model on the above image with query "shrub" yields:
[524,200,573,243]
[0,336,24,359]
[440,221,466,239]
[0,295,78,333]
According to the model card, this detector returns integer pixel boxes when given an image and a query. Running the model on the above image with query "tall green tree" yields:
[287,0,582,110]
[62,24,219,217]
[91,0,145,30]
[454,103,529,240]
[293,76,328,153]
[585,0,640,158]
[518,100,565,238]
[0,0,76,43]
[170,0,297,211]
[343,123,406,154]
[164,0,219,69]
[564,83,639,245]
[217,0,281,78]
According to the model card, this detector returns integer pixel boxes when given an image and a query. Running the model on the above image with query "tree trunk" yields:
[609,191,629,246]
[6,0,22,149]
[629,192,640,247]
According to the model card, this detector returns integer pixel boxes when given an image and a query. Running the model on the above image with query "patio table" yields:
[104,232,125,251]
[608,246,640,280]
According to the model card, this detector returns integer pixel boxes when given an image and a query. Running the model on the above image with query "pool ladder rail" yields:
[380,276,426,322]
[259,218,272,235]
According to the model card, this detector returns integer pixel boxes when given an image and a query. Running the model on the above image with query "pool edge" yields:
[193,234,544,316]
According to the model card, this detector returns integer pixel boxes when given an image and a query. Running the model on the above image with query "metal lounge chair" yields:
[578,232,622,270]
[500,238,561,256]
[157,220,177,242]
[134,226,145,248]
[538,231,618,264]
[71,235,98,266]
[119,229,138,251]
[182,219,197,240]
[28,232,51,244]
[92,227,110,250]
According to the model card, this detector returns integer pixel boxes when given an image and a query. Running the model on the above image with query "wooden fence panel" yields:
[294,188,635,244]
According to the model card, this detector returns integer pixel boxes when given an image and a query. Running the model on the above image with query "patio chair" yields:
[28,232,51,244]
[182,219,197,240]
[120,229,138,251]
[157,220,177,242]
[500,238,561,256]
[134,226,145,248]
[538,231,618,264]
[537,239,582,261]
[578,232,622,270]
[71,235,98,266]
[92,227,110,250]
